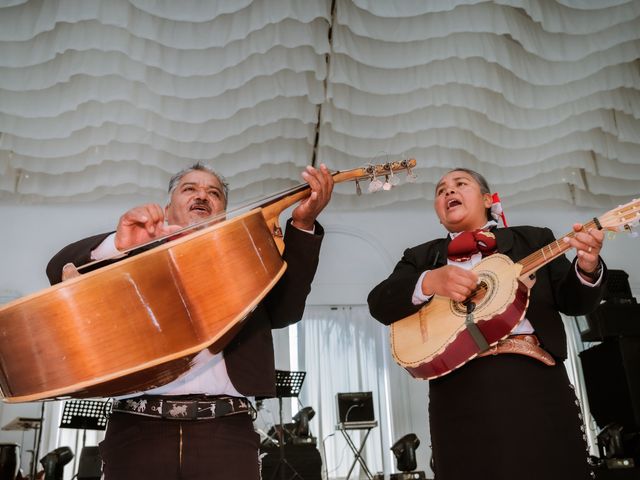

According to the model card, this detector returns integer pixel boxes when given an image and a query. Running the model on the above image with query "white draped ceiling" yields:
[0,0,639,209]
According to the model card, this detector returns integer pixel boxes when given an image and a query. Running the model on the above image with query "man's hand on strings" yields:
[291,164,334,231]
[114,204,181,250]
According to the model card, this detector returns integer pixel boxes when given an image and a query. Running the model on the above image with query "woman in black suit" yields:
[368,168,606,480]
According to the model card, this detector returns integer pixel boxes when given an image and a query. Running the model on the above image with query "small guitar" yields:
[390,198,640,380]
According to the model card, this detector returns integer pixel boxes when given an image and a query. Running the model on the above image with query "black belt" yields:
[111,395,253,421]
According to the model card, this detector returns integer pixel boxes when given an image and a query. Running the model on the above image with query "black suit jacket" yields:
[46,219,323,398]
[367,225,607,359]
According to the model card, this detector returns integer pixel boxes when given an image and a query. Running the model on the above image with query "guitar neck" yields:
[260,159,416,222]
[517,218,600,277]
[77,159,417,271]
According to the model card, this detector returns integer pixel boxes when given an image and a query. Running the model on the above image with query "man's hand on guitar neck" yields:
[291,164,334,231]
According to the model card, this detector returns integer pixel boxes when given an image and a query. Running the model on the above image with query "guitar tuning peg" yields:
[624,224,639,238]
[383,175,392,191]
[406,166,418,183]
[368,177,383,193]
[388,169,400,187]
[355,178,362,196]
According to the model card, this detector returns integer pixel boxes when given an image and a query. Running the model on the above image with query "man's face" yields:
[434,171,492,233]
[165,170,226,227]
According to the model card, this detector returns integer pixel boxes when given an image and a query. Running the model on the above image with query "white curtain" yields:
[563,314,600,457]
[294,305,431,479]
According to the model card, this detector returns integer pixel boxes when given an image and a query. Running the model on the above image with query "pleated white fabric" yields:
[0,0,639,210]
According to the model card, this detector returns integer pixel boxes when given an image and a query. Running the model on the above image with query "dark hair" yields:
[440,167,492,220]
[167,162,229,208]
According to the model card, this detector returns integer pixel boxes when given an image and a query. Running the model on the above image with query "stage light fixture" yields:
[292,406,315,437]
[391,433,420,472]
[40,446,74,480]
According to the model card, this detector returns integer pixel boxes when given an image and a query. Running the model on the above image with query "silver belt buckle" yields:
[161,400,198,420]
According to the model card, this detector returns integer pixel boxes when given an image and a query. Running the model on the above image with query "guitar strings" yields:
[76,164,406,270]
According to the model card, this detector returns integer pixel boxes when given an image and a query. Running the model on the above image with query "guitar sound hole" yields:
[471,281,488,303]
[451,275,497,316]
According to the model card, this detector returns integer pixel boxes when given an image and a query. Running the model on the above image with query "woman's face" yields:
[434,170,492,233]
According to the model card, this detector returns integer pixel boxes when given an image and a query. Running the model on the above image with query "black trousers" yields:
[429,355,591,480]
[99,412,261,480]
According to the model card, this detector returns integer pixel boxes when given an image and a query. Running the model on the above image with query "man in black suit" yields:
[368,168,606,480]
[47,162,333,480]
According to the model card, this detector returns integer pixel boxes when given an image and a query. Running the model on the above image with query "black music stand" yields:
[271,369,306,480]
[59,399,109,475]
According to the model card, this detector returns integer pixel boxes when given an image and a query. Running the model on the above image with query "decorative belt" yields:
[111,395,253,420]
[477,334,556,366]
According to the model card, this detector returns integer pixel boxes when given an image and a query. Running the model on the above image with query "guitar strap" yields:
[464,302,490,352]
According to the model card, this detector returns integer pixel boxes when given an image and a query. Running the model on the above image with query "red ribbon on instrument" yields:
[447,229,497,262]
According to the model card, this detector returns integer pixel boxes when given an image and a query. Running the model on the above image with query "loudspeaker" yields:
[594,466,640,479]
[260,444,322,480]
[77,446,102,480]
[375,474,429,480]
[0,443,20,480]
[603,270,635,304]
[581,304,640,341]
[580,338,640,431]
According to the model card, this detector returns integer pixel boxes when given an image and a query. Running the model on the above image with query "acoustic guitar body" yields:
[0,209,285,402]
[390,254,530,379]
